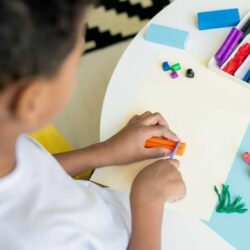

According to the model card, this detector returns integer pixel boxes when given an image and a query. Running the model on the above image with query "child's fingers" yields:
[139,111,152,118]
[128,111,152,124]
[129,114,139,123]
[168,183,187,203]
[146,125,179,142]
[168,159,180,169]
[140,112,169,128]
[168,194,186,203]
[146,147,170,158]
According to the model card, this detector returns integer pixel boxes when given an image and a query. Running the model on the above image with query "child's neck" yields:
[0,129,18,178]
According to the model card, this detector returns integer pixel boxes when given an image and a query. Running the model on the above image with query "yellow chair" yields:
[30,125,92,180]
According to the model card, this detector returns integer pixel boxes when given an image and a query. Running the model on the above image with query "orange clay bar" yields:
[145,137,186,156]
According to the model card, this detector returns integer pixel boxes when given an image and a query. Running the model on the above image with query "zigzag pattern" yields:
[85,27,135,52]
[87,7,149,36]
[85,0,170,53]
[96,0,167,20]
[129,0,152,8]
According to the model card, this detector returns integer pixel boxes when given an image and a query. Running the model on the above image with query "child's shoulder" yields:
[18,134,49,154]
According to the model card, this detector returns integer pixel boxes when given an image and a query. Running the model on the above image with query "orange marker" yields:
[145,137,186,156]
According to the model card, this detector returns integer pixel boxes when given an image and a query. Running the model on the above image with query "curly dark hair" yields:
[0,0,94,91]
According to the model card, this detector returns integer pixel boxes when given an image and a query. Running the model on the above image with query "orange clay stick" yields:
[145,137,187,156]
[147,137,177,147]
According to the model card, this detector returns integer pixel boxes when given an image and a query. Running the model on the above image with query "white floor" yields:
[54,40,132,149]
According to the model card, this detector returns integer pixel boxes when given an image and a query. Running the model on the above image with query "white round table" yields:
[100,0,249,142]
[95,1,249,249]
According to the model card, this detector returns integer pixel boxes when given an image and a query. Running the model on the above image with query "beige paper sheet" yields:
[92,51,250,220]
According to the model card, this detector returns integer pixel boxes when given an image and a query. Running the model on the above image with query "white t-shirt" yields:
[0,135,131,250]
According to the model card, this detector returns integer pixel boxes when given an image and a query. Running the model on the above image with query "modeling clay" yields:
[162,61,171,71]
[223,43,250,75]
[242,152,250,165]
[145,23,190,50]
[145,137,186,156]
[197,8,240,30]
[171,63,181,71]
[186,68,195,78]
[214,184,248,214]
[170,71,179,79]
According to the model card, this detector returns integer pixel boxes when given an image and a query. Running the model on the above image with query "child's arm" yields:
[54,112,179,176]
[129,159,186,250]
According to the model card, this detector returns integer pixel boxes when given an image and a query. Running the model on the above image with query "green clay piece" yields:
[170,63,181,71]
[214,184,248,214]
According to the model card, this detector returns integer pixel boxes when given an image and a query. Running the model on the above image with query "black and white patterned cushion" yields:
[85,0,170,53]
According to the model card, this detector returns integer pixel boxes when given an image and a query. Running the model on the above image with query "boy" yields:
[0,0,186,249]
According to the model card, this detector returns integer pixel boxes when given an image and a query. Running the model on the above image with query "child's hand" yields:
[129,160,186,250]
[104,112,179,165]
[131,159,186,203]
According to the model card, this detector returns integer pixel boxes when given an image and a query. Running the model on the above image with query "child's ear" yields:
[13,81,52,131]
